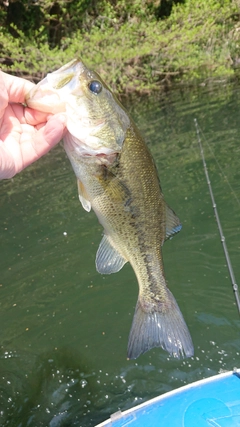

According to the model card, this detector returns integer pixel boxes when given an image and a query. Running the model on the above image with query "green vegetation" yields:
[1,0,240,93]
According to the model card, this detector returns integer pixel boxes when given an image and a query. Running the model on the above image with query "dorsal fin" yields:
[165,204,182,241]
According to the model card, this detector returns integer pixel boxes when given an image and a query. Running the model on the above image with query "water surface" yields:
[1,83,240,426]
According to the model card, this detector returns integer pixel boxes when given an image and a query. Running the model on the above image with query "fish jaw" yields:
[26,59,85,113]
[26,59,91,119]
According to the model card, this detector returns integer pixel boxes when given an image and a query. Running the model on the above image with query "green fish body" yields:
[27,59,194,359]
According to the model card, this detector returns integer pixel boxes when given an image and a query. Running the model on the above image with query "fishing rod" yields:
[194,118,240,315]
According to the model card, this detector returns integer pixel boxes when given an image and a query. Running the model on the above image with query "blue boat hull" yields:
[95,370,240,427]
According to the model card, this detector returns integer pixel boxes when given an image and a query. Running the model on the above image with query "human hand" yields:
[0,71,66,179]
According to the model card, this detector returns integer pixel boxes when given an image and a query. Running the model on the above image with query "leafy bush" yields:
[0,0,240,93]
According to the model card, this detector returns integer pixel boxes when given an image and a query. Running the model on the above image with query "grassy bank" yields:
[1,0,240,94]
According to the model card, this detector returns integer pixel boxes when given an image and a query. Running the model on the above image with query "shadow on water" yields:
[1,82,240,425]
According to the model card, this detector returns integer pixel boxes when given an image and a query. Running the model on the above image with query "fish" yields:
[26,59,194,359]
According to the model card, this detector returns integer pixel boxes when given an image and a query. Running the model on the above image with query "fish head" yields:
[26,59,130,159]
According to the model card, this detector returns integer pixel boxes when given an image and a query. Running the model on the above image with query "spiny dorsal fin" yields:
[165,204,182,241]
[96,234,127,274]
[77,180,91,212]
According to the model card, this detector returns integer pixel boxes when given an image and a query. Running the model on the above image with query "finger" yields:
[0,72,8,120]
[1,71,35,104]
[39,114,66,149]
[0,143,18,179]
[9,103,53,127]
[24,107,52,126]
[20,114,66,166]
[0,105,22,141]
[6,103,26,125]
[0,112,66,179]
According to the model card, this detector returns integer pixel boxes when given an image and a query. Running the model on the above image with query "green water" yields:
[1,83,240,426]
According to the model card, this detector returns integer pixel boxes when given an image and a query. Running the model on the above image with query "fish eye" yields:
[88,80,102,95]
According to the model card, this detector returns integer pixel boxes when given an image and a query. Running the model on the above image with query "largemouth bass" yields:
[27,59,194,359]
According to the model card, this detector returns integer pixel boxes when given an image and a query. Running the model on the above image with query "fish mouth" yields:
[26,89,66,114]
[25,59,85,113]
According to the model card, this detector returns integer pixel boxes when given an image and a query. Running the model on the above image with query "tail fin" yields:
[127,289,194,359]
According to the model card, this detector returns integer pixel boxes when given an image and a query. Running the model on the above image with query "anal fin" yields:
[165,204,182,241]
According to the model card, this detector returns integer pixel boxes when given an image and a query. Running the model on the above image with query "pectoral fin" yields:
[165,204,182,241]
[77,180,91,212]
[96,234,127,274]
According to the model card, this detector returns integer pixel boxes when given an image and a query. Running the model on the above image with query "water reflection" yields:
[1,83,240,426]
